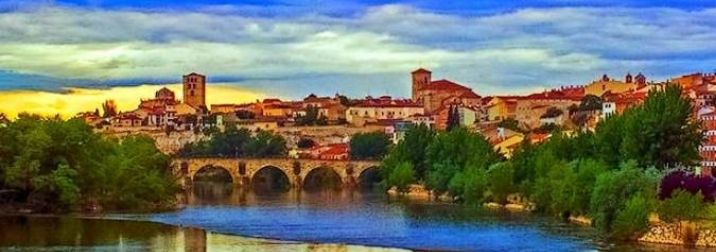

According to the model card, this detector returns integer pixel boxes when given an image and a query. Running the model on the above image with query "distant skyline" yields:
[1,0,716,116]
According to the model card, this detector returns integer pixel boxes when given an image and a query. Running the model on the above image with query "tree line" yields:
[0,114,176,213]
[177,126,287,158]
[381,84,714,239]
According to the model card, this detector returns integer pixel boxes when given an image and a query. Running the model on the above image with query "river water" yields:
[1,182,710,251]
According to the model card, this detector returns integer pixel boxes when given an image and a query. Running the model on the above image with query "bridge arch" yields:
[303,166,343,191]
[192,165,235,183]
[357,166,382,190]
[251,166,291,192]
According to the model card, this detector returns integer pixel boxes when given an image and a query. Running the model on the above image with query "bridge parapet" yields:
[172,158,381,189]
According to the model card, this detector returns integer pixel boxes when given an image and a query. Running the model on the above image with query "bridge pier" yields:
[173,158,380,191]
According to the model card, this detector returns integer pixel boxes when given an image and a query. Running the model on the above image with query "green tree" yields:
[382,124,435,180]
[658,189,707,224]
[590,161,659,234]
[579,94,603,111]
[387,162,415,192]
[620,84,702,170]
[425,127,501,193]
[612,193,654,240]
[350,132,391,160]
[245,130,287,158]
[461,165,489,204]
[486,162,514,204]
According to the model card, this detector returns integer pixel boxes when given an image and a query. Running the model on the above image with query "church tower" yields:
[411,68,432,102]
[183,72,206,108]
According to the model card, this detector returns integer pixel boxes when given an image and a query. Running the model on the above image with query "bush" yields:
[658,189,707,223]
[387,162,415,192]
[350,132,391,160]
[487,162,514,204]
[612,193,654,240]
[590,161,659,234]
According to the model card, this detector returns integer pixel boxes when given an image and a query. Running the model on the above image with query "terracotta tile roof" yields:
[412,68,432,74]
[420,79,472,92]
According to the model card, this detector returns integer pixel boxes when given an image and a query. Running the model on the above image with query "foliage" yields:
[296,105,328,126]
[0,115,175,212]
[612,193,654,240]
[386,162,415,192]
[425,127,502,194]
[446,105,461,131]
[350,132,391,160]
[382,124,435,181]
[178,127,286,158]
[236,110,256,120]
[579,95,603,111]
[619,85,702,170]
[659,170,716,201]
[498,118,522,132]
[486,162,515,204]
[590,161,659,234]
[658,189,707,223]
[461,165,489,204]
[540,107,563,119]
[101,100,118,118]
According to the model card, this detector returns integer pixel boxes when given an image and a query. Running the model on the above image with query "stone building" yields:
[345,96,424,126]
[584,73,642,97]
[183,72,206,109]
[411,68,482,114]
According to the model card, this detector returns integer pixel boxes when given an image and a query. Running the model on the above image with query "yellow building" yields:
[584,74,638,97]
[486,96,518,121]
[494,133,525,158]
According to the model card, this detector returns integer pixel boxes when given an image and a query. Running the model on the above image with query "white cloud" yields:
[0,4,715,96]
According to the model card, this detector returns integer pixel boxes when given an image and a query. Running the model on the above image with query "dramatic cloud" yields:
[0,2,715,100]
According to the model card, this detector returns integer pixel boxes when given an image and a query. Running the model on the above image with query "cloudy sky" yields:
[1,0,715,117]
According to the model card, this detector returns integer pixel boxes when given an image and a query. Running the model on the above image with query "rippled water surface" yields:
[114,182,708,251]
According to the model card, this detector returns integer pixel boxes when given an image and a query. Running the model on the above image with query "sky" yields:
[1,0,716,117]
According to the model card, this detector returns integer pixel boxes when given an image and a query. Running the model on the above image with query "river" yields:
[1,182,711,251]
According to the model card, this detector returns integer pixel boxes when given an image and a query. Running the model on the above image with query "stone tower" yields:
[183,72,206,108]
[625,73,633,83]
[411,68,432,102]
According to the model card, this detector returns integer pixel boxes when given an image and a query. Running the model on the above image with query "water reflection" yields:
[165,182,713,251]
[0,216,406,251]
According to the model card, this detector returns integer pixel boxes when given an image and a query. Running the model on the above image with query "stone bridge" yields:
[171,158,381,189]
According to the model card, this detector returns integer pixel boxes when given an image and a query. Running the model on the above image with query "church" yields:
[411,68,482,114]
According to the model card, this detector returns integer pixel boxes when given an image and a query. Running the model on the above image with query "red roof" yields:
[412,68,432,74]
[420,79,472,92]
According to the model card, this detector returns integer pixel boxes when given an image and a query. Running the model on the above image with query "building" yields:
[672,73,716,90]
[698,106,716,176]
[411,68,482,114]
[345,96,424,126]
[485,96,519,121]
[183,72,206,109]
[601,91,646,118]
[515,87,582,128]
[584,73,641,97]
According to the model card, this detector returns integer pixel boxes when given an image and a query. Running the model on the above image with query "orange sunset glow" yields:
[0,84,265,119]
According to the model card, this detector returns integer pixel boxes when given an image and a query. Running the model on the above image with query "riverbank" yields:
[386,184,716,249]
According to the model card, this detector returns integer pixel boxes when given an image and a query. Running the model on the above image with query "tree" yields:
[590,161,659,234]
[387,162,415,192]
[350,132,391,160]
[296,105,320,126]
[540,107,563,119]
[245,130,287,158]
[620,84,702,170]
[461,165,489,204]
[579,94,603,111]
[446,105,460,131]
[487,162,515,204]
[612,193,654,240]
[382,124,435,180]
[425,127,501,193]
[101,100,118,118]
[498,118,522,132]
[658,189,707,224]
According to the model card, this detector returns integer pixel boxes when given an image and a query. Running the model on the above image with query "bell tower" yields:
[183,72,206,108]
[411,68,432,102]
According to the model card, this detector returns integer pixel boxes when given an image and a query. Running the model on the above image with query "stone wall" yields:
[639,222,716,248]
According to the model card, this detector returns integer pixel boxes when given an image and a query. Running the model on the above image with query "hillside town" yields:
[75,69,716,175]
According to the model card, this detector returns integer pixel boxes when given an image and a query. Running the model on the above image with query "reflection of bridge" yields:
[172,158,381,189]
